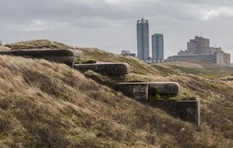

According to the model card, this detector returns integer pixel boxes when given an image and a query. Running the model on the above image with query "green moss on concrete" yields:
[148,93,195,104]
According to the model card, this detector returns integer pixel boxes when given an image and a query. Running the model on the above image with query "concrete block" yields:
[155,99,200,126]
[114,81,181,100]
[0,49,82,66]
[114,81,200,126]
[148,82,180,95]
[74,62,131,75]
[9,49,75,56]
[114,82,148,101]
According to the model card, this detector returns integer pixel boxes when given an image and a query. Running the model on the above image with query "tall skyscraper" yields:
[137,18,149,60]
[152,33,164,62]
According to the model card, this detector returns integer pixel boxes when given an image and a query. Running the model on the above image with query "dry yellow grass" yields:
[0,46,10,51]
[0,55,226,148]
[77,47,159,76]
[4,39,72,49]
[0,55,195,147]
[1,39,233,147]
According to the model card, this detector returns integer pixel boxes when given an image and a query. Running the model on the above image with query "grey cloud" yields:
[1,0,233,61]
[0,0,202,22]
[2,0,233,22]
[0,0,217,33]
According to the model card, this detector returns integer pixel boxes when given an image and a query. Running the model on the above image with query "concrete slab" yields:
[0,49,82,66]
[114,82,180,100]
[114,82,200,125]
[114,82,148,101]
[74,62,131,75]
[155,99,200,126]
[148,82,180,95]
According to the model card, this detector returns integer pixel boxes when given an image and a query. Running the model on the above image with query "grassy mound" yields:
[4,39,158,76]
[4,39,72,49]
[0,46,10,51]
[77,48,159,75]
[1,39,233,147]
[0,55,207,148]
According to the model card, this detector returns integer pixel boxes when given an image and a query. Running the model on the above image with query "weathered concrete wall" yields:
[9,49,75,56]
[114,82,148,102]
[74,62,131,75]
[148,82,180,95]
[40,56,75,66]
[154,100,200,126]
[0,49,82,66]
[114,82,200,125]
[114,82,181,101]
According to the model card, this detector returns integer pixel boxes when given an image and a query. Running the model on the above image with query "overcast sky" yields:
[1,0,233,61]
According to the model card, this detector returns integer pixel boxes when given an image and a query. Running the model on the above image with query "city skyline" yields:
[1,0,233,62]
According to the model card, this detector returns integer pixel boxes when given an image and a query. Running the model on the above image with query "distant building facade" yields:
[152,33,164,62]
[137,18,149,61]
[121,50,136,57]
[167,54,215,63]
[214,51,231,65]
[187,36,210,54]
[167,36,230,66]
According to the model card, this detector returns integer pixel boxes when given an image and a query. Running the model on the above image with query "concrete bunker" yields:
[74,62,131,76]
[0,49,82,66]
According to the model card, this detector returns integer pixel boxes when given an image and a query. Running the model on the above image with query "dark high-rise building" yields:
[152,33,164,62]
[137,18,149,60]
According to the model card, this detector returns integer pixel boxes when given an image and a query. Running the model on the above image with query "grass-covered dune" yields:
[0,55,199,148]
[3,39,158,75]
[0,39,233,147]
